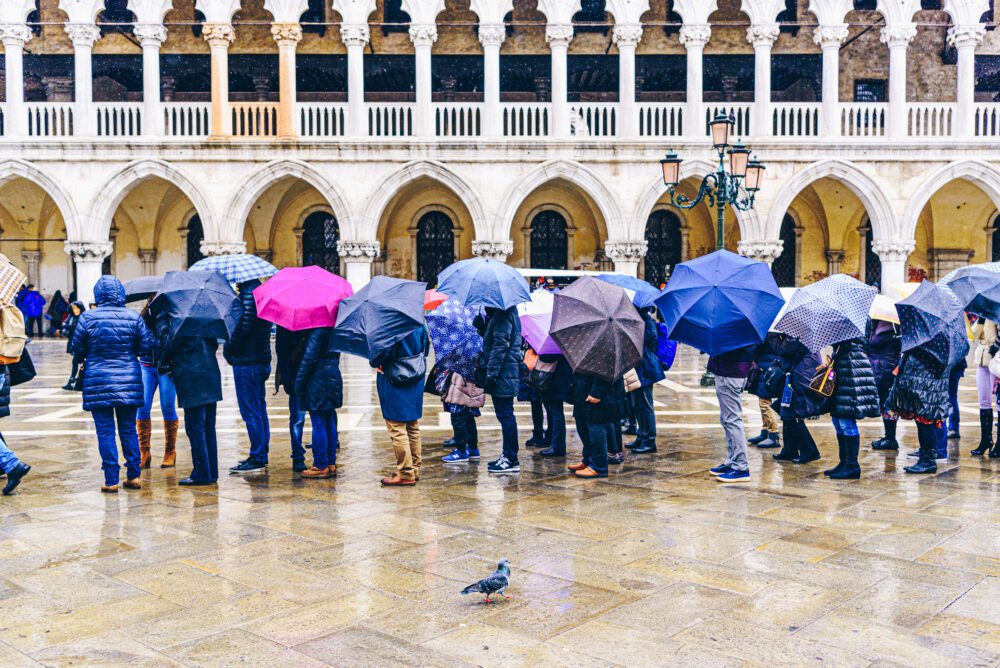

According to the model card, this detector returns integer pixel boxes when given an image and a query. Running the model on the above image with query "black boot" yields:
[757,431,780,449]
[793,425,820,464]
[748,429,768,445]
[905,424,938,474]
[872,419,899,450]
[824,433,846,476]
[972,409,993,456]
[2,463,29,495]
[773,421,800,461]
[829,435,861,479]
[991,421,1000,458]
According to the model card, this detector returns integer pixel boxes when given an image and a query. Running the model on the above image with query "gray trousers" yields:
[716,375,749,472]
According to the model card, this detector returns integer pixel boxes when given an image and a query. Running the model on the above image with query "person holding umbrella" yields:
[627,306,665,454]
[824,336,881,478]
[294,326,343,478]
[275,326,309,471]
[536,352,573,458]
[0,365,30,495]
[770,336,827,464]
[868,317,902,451]
[970,317,997,456]
[137,303,179,469]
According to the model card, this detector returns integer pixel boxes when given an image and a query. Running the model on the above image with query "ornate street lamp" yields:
[659,113,766,252]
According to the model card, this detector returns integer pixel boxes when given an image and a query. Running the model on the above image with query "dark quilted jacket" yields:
[867,320,902,403]
[572,371,628,424]
[70,276,153,411]
[223,280,272,367]
[887,352,950,422]
[774,338,830,420]
[294,327,343,412]
[749,332,784,398]
[831,338,881,420]
[479,307,522,398]
[161,332,222,409]
[636,311,665,387]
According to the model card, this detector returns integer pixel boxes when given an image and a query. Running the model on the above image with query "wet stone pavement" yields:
[2,340,1000,666]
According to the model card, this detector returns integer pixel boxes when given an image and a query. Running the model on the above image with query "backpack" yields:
[655,322,678,371]
[0,304,27,364]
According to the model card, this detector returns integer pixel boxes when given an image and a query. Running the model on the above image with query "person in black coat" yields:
[61,301,85,390]
[771,337,827,464]
[747,332,783,449]
[867,319,902,450]
[225,279,273,475]
[569,371,627,478]
[476,306,522,474]
[294,327,343,478]
[887,349,954,475]
[158,318,222,486]
[275,326,308,471]
[537,354,573,458]
[627,308,665,455]
[826,337,881,479]
[0,366,30,494]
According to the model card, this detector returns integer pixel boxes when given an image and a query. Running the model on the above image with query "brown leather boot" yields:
[161,419,178,468]
[137,419,152,469]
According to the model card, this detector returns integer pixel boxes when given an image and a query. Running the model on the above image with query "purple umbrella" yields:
[517,289,561,354]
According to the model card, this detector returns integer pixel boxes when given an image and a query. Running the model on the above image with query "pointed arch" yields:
[0,159,80,240]
[901,160,1000,241]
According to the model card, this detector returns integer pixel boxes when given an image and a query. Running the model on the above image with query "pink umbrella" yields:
[254,266,354,331]
[518,289,561,354]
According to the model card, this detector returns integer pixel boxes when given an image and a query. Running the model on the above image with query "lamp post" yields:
[659,113,766,385]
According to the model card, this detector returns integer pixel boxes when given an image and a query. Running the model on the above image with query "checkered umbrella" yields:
[189,254,278,284]
[0,254,26,306]
[775,274,877,352]
[425,298,482,378]
[897,279,969,374]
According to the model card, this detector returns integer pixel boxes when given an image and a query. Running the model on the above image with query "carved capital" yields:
[612,23,643,49]
[408,23,438,47]
[871,240,915,262]
[200,240,247,257]
[65,23,101,48]
[737,240,784,264]
[337,240,381,260]
[679,24,711,48]
[879,24,916,48]
[604,240,648,262]
[134,24,168,47]
[137,248,157,262]
[478,23,506,49]
[65,241,113,262]
[947,24,986,49]
[341,23,370,47]
[271,22,303,45]
[202,23,236,47]
[472,240,514,260]
[0,24,33,48]
[545,23,574,48]
[813,24,848,48]
[746,23,779,48]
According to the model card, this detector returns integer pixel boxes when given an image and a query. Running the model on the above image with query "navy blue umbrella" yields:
[123,275,164,304]
[426,298,482,378]
[437,258,531,310]
[150,270,242,342]
[596,274,660,309]
[943,266,1000,321]
[654,250,784,357]
[331,275,426,361]
[897,280,969,373]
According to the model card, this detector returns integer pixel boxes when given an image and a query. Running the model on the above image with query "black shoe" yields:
[229,458,268,475]
[442,437,458,449]
[904,461,937,474]
[756,432,780,449]
[792,454,820,464]
[178,477,213,486]
[632,443,658,454]
[2,463,29,495]
[525,436,548,447]
[973,409,994,456]
[948,429,960,440]
[870,437,887,449]
[828,465,861,479]
[538,446,566,457]
[748,429,768,445]
[828,435,861,480]
[622,425,638,436]
[62,381,75,391]
[872,440,899,451]
[292,461,307,473]
[625,440,642,450]
[824,434,846,476]
[907,450,920,458]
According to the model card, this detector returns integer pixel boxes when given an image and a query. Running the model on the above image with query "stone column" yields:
[338,241,380,290]
[203,23,236,138]
[872,240,914,294]
[737,240,783,266]
[409,24,437,138]
[679,24,710,139]
[0,24,32,138]
[178,225,189,267]
[949,25,986,139]
[272,23,303,139]
[479,23,505,138]
[134,24,167,137]
[342,24,370,137]
[604,240,647,278]
[747,24,779,138]
[137,249,157,276]
[20,250,41,287]
[65,23,101,137]
[825,249,845,275]
[294,226,305,265]
[613,24,642,139]
[546,24,573,138]
[65,241,112,306]
[814,25,847,138]
[201,240,246,256]
[471,240,514,261]
[880,25,916,140]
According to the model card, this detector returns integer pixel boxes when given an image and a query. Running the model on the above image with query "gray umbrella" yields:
[549,276,644,382]
[775,274,877,352]
[330,275,427,361]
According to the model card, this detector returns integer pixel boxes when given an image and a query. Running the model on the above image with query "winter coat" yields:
[0,367,10,419]
[636,311,666,387]
[830,337,881,420]
[160,332,222,409]
[972,319,997,368]
[61,302,85,354]
[478,307,522,398]
[372,327,429,423]
[294,327,343,412]
[275,327,308,395]
[47,292,68,322]
[538,353,574,404]
[707,345,756,379]
[21,290,44,318]
[749,332,785,398]
[70,276,153,412]
[223,280,272,367]
[572,372,628,424]
[868,320,901,403]
[887,352,951,422]
[774,338,830,421]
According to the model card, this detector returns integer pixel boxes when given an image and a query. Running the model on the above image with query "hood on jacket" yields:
[94,276,126,308]
[70,301,86,315]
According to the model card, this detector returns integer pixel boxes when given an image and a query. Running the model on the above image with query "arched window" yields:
[865,224,882,288]
[302,211,341,274]
[530,210,568,270]
[187,215,205,268]
[415,211,455,285]
[771,214,797,287]
[98,0,136,36]
[644,209,682,288]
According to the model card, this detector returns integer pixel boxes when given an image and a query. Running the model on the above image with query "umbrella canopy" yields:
[0,255,26,306]
[654,250,784,357]
[437,258,531,310]
[188,253,278,284]
[550,277,644,382]
[775,274,877,352]
[424,289,448,311]
[425,298,482,378]
[150,270,242,342]
[940,265,1000,321]
[595,274,660,309]
[123,275,164,304]
[769,287,798,331]
[870,293,900,324]
[517,289,561,354]
[331,275,426,361]
[889,282,921,300]
[254,266,353,331]
[897,280,969,372]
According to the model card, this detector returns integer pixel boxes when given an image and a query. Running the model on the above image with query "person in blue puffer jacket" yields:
[70,276,154,493]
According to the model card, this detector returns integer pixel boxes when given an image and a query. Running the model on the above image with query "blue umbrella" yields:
[897,280,969,373]
[654,250,784,357]
[437,258,531,310]
[150,270,242,342]
[123,275,163,304]
[775,274,877,352]
[596,274,660,309]
[940,265,1000,321]
[426,298,482,378]
[188,253,278,284]
[330,276,426,361]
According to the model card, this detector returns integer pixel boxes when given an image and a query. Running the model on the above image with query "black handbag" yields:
[72,364,85,392]
[424,364,444,396]
[8,347,36,387]
[387,353,426,387]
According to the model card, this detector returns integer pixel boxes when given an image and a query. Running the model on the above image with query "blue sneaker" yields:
[443,449,470,463]
[467,447,481,460]
[709,464,732,476]
[716,469,750,483]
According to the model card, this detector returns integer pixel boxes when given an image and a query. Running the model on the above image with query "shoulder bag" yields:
[808,355,837,398]
[528,358,558,392]
[387,353,427,388]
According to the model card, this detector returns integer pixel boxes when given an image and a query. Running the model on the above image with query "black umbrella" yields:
[123,275,163,304]
[896,280,969,374]
[150,270,242,342]
[549,276,644,382]
[330,275,426,361]
[943,266,1000,321]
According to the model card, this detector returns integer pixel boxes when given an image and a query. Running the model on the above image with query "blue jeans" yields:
[0,432,22,473]
[288,394,306,465]
[583,420,612,474]
[936,422,949,457]
[184,403,218,483]
[450,412,478,451]
[948,367,962,431]
[544,398,566,452]
[632,385,656,444]
[309,410,338,469]
[832,417,859,437]
[492,395,518,462]
[137,365,178,421]
[233,364,271,462]
[92,405,140,486]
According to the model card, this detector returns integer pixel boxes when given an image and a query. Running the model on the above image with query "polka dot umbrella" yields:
[896,279,969,375]
[938,265,1000,321]
[775,274,877,353]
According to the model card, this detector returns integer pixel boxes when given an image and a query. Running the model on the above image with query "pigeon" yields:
[460,559,511,603]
